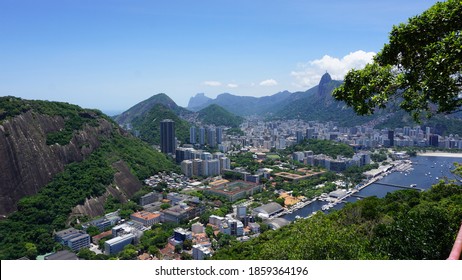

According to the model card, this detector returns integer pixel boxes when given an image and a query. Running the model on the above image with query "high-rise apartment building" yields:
[160,119,176,154]
[190,127,196,144]
[216,127,223,144]
[199,127,205,145]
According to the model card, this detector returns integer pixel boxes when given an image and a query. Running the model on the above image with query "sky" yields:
[0,0,438,114]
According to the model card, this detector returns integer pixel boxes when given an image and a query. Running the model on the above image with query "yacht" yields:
[410,184,417,188]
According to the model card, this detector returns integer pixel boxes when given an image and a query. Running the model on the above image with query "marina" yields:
[280,155,461,222]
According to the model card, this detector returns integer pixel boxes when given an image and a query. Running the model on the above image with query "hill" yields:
[115,93,191,125]
[187,93,212,110]
[272,73,376,126]
[0,96,176,259]
[130,103,191,145]
[197,104,244,127]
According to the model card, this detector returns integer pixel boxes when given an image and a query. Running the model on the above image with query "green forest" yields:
[197,104,244,128]
[0,96,108,145]
[284,139,355,158]
[131,103,190,145]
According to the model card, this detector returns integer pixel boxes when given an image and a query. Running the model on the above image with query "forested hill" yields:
[114,93,191,125]
[197,104,244,127]
[0,96,176,259]
[130,103,191,145]
[213,180,462,260]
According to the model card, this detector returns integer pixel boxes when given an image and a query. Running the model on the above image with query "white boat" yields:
[410,184,417,188]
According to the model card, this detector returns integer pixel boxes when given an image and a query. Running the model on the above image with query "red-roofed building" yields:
[130,211,161,227]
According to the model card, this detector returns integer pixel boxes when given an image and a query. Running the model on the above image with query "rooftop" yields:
[44,250,78,260]
[131,211,160,221]
[207,180,258,195]
[209,179,230,187]
[105,233,135,246]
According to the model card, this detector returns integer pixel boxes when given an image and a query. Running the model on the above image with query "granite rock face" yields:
[0,111,115,217]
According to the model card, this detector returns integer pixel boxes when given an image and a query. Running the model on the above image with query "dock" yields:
[374,182,424,191]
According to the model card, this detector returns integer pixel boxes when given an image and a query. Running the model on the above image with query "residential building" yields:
[208,215,225,227]
[191,222,205,234]
[192,244,212,260]
[219,157,231,172]
[160,119,176,154]
[139,192,163,206]
[216,127,223,144]
[130,211,161,227]
[199,127,206,145]
[181,160,193,178]
[388,130,395,147]
[236,205,247,219]
[208,128,217,147]
[219,218,244,237]
[104,234,135,255]
[54,228,90,252]
[190,127,196,144]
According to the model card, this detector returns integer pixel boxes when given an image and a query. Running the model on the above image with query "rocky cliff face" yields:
[69,160,143,220]
[0,110,115,217]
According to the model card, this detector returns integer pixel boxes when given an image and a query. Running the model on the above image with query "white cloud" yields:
[259,79,278,86]
[291,50,376,88]
[203,81,222,87]
[227,83,239,88]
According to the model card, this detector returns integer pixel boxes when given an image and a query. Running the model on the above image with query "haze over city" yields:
[0,0,436,113]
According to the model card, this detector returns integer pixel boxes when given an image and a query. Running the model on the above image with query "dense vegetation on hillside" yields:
[131,103,191,145]
[197,104,244,127]
[213,179,462,259]
[0,96,107,145]
[0,128,176,259]
[114,93,192,125]
[272,79,375,126]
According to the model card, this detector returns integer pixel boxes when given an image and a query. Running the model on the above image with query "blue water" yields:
[283,155,461,221]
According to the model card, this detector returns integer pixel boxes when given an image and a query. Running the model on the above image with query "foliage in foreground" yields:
[333,0,462,120]
[213,181,462,260]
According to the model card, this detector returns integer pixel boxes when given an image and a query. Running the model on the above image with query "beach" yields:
[417,151,462,158]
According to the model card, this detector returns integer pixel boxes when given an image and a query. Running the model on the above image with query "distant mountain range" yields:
[186,73,374,126]
[185,73,462,134]
[113,73,462,138]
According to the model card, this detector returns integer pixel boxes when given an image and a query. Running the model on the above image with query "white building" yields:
[192,244,212,260]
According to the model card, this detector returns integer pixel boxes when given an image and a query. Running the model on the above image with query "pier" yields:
[374,182,424,191]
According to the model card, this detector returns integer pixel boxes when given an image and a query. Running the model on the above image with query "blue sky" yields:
[0,0,437,113]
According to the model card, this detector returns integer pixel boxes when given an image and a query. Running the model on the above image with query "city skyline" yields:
[0,0,436,113]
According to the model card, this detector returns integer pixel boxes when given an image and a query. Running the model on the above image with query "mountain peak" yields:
[115,93,179,125]
[319,72,332,86]
[187,93,212,110]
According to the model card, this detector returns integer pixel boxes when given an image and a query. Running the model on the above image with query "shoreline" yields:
[416,152,462,158]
